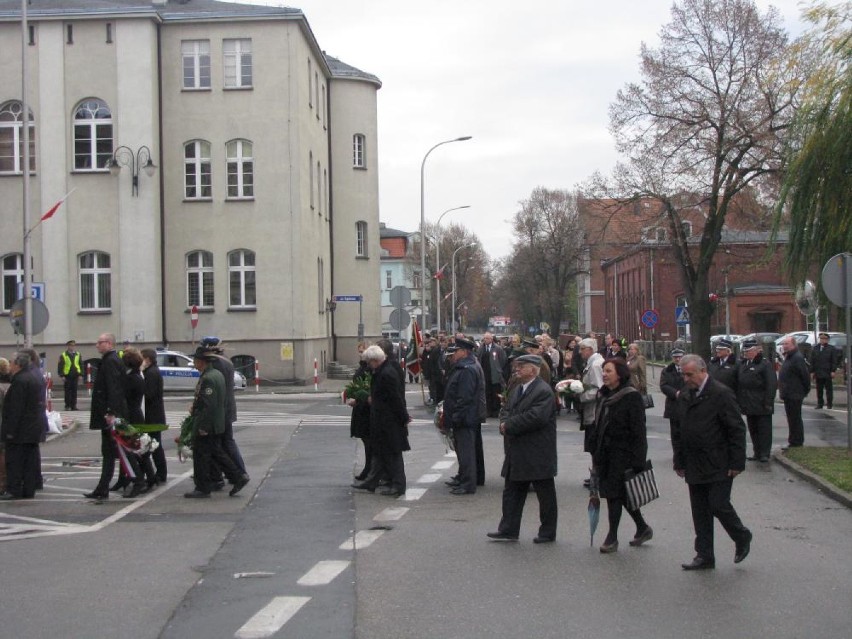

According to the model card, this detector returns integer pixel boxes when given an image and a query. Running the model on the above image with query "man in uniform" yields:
[184,346,249,499]
[810,332,840,409]
[660,348,687,451]
[443,337,482,495]
[708,338,738,394]
[58,340,82,411]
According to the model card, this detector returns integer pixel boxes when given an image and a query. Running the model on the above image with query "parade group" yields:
[347,330,841,569]
[0,333,249,503]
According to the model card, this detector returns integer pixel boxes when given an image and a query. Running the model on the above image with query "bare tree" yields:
[608,0,799,358]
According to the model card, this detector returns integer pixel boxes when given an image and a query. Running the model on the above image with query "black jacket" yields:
[673,378,746,484]
[736,352,777,416]
[591,385,647,499]
[369,360,410,453]
[90,351,128,429]
[659,362,685,419]
[143,364,166,425]
[779,349,811,401]
[500,376,557,482]
[210,354,237,424]
[123,369,145,424]
[809,343,840,378]
[709,354,739,394]
[444,354,482,429]
[1,365,46,444]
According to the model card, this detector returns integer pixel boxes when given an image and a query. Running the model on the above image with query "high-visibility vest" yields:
[61,351,82,376]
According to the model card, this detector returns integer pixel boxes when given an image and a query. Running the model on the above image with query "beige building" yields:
[0,0,381,381]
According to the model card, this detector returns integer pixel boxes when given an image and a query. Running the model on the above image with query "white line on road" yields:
[373,506,409,522]
[339,529,384,550]
[417,473,442,483]
[431,460,455,470]
[296,560,350,586]
[400,488,427,501]
[234,596,311,639]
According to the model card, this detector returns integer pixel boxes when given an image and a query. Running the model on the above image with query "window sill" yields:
[353,166,367,171]
[78,309,112,315]
[227,307,257,313]
[225,196,255,202]
[71,169,110,174]
[224,86,253,91]
[0,171,37,177]
[183,197,213,203]
[184,307,214,313]
[356,255,369,260]
[181,87,212,92]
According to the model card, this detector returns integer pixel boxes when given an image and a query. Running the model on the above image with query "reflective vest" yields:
[61,351,82,376]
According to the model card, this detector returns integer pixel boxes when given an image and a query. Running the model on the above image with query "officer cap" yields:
[515,354,543,367]
[740,338,759,350]
[454,336,476,351]
[670,348,685,357]
[715,338,733,350]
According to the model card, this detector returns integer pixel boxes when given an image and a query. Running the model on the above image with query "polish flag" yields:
[40,189,75,222]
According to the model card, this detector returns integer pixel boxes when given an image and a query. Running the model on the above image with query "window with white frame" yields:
[309,151,314,209]
[356,221,368,257]
[1,253,24,312]
[226,139,253,198]
[186,250,214,308]
[353,134,366,168]
[228,249,256,308]
[0,101,35,174]
[385,270,392,289]
[413,271,422,290]
[79,251,111,311]
[182,40,211,89]
[223,38,252,88]
[317,160,322,215]
[184,140,212,199]
[73,99,112,170]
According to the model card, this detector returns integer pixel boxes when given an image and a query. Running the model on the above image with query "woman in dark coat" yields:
[351,345,410,497]
[348,342,372,481]
[141,348,168,483]
[114,348,155,497]
[592,358,652,553]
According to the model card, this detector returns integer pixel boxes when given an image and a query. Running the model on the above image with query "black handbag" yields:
[642,393,654,409]
[624,460,659,510]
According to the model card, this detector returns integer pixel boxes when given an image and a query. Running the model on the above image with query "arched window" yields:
[184,140,212,199]
[353,134,366,168]
[73,99,112,170]
[228,249,256,308]
[1,253,24,312]
[0,101,35,174]
[79,251,111,311]
[226,139,253,198]
[186,250,214,308]
[356,221,368,257]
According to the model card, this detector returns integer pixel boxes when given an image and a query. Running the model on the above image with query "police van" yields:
[155,348,247,392]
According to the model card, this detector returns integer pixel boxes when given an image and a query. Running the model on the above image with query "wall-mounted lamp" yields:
[109,145,156,196]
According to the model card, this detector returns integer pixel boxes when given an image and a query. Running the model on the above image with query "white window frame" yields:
[386,270,392,289]
[182,40,211,90]
[309,151,314,209]
[353,134,366,168]
[73,99,112,171]
[356,221,368,257]
[184,140,212,200]
[186,250,214,308]
[79,251,111,311]
[228,249,256,309]
[0,101,35,175]
[226,139,254,199]
[223,38,252,89]
[1,253,24,313]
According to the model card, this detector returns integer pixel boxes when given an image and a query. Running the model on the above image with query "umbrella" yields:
[587,471,601,547]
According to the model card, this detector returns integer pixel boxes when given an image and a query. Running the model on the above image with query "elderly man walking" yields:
[674,355,752,570]
[0,352,45,500]
[487,354,558,543]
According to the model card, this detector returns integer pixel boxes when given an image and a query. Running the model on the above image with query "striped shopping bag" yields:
[624,460,659,511]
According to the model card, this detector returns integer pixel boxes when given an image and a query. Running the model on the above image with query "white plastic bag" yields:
[46,411,63,435]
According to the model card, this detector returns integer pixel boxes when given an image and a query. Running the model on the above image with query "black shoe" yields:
[380,488,402,497]
[746,455,759,461]
[735,532,752,564]
[450,487,474,495]
[229,475,250,497]
[210,481,226,492]
[351,482,376,493]
[599,540,619,553]
[354,471,369,481]
[629,526,654,547]
[682,556,715,570]
[123,484,145,498]
[83,491,108,500]
[816,405,824,409]
[377,479,391,487]
[486,531,518,542]
[109,481,128,492]
[0,493,20,501]
[184,490,211,499]
[533,536,555,544]
[759,456,769,463]
[445,479,461,487]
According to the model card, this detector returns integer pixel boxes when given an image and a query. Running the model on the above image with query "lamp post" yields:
[434,205,470,332]
[419,136,471,333]
[109,145,157,196]
[451,243,475,333]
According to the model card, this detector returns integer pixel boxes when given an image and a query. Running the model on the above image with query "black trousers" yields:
[783,397,805,446]
[363,448,406,493]
[474,422,485,486]
[453,427,477,492]
[746,414,773,458]
[63,374,79,409]
[211,421,247,480]
[193,434,243,494]
[4,443,40,498]
[498,476,558,539]
[688,478,750,560]
[94,430,117,495]
[815,377,834,408]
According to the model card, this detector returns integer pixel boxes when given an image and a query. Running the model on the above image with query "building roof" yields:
[379,225,412,239]
[325,54,382,88]
[0,0,302,20]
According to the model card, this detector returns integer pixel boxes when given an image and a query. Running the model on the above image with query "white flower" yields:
[569,379,585,394]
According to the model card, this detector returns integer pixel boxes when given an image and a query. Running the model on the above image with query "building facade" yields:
[0,0,381,380]
[378,223,427,339]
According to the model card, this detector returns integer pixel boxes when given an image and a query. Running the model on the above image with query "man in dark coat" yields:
[488,354,558,543]
[736,338,777,462]
[444,337,483,495]
[85,333,129,500]
[708,339,739,395]
[1,352,45,499]
[141,348,168,483]
[809,332,840,409]
[57,339,82,411]
[778,335,811,448]
[478,332,507,418]
[660,348,686,452]
[674,355,752,570]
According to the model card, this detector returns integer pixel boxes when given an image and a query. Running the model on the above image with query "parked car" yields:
[155,348,247,391]
[775,331,847,372]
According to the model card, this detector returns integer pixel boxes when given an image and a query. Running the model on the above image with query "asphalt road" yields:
[1,389,850,639]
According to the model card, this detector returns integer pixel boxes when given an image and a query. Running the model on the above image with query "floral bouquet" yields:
[343,375,371,403]
[433,401,455,453]
[555,379,586,409]
[174,414,195,462]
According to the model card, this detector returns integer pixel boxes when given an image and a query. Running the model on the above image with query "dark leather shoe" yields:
[759,456,769,463]
[83,491,108,500]
[735,532,752,564]
[109,481,128,492]
[379,488,403,497]
[599,540,619,553]
[0,493,19,500]
[210,481,226,492]
[486,531,518,542]
[533,536,555,544]
[450,487,474,495]
[629,526,654,547]
[123,484,145,498]
[746,455,759,461]
[229,475,250,497]
[444,479,461,487]
[351,482,376,493]
[184,490,211,499]
[682,556,715,570]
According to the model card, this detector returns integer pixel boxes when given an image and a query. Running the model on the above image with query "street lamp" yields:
[419,136,472,333]
[434,205,470,332]
[109,145,157,196]
[451,243,476,333]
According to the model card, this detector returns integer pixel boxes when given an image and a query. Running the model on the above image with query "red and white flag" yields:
[40,189,75,222]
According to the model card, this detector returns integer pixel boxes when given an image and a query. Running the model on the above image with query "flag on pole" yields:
[40,189,75,222]
[406,319,422,376]
[433,268,445,280]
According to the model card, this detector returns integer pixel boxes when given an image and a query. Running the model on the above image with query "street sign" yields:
[389,285,411,308]
[17,281,45,302]
[389,308,411,332]
[675,306,690,325]
[190,305,199,328]
[822,253,852,308]
[333,295,363,302]
[9,298,49,335]
[641,309,659,329]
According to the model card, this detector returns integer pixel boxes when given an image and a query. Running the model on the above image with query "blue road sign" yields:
[333,295,362,302]
[641,309,659,329]
[675,306,691,325]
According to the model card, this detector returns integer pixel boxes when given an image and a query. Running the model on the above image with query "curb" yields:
[772,450,852,509]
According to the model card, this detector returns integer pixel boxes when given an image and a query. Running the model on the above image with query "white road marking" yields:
[417,473,442,483]
[400,488,427,501]
[431,460,455,470]
[234,596,311,639]
[444,452,456,458]
[297,560,350,586]
[373,506,409,522]
[339,529,384,550]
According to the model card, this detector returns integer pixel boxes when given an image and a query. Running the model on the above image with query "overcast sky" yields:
[242,0,807,261]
